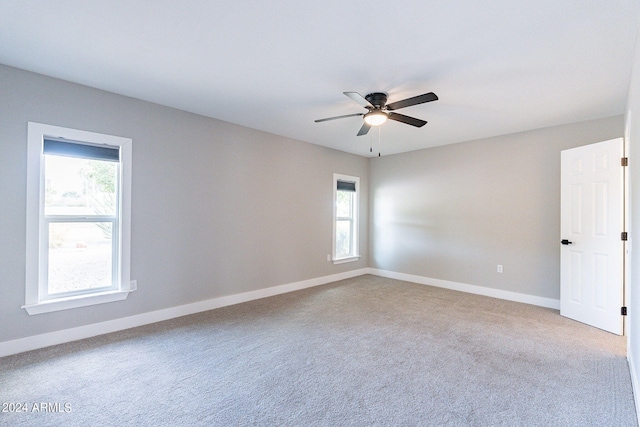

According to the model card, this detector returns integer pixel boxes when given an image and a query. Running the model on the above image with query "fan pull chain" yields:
[378,125,382,157]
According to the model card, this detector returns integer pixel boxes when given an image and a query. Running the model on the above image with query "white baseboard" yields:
[0,267,561,358]
[628,347,640,421]
[0,268,368,358]
[369,269,561,310]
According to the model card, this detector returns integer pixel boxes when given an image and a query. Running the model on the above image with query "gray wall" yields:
[0,65,368,342]
[0,62,629,348]
[369,116,624,300]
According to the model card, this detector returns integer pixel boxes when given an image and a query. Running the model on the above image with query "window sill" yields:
[22,289,131,315]
[332,255,360,265]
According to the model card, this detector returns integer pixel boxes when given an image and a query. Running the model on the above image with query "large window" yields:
[333,174,359,263]
[25,122,133,315]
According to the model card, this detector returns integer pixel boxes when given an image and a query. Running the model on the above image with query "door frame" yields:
[624,136,630,336]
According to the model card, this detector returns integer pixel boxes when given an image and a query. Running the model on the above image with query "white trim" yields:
[25,122,132,314]
[1,268,566,357]
[22,289,130,315]
[629,349,640,421]
[333,173,360,260]
[0,269,368,357]
[369,269,561,310]
[332,255,360,264]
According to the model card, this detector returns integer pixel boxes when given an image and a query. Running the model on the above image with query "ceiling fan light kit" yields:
[363,110,388,126]
[315,91,438,136]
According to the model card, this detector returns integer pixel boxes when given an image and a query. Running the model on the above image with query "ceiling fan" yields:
[315,91,438,136]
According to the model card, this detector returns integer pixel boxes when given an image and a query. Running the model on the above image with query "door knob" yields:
[561,239,573,245]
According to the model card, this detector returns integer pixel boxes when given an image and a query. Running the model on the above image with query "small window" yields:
[333,174,359,263]
[24,122,133,315]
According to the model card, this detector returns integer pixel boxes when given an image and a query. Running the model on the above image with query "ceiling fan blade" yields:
[386,92,438,111]
[357,122,371,136]
[344,92,374,108]
[314,113,364,123]
[387,112,427,127]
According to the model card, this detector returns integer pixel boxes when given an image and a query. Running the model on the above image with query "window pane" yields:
[45,155,117,216]
[335,220,352,257]
[336,190,353,218]
[48,222,113,295]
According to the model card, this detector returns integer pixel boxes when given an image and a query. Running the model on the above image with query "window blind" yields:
[44,138,120,162]
[336,180,356,192]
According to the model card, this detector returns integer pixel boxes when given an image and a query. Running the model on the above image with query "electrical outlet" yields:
[497,265,503,274]
[130,280,137,291]
[327,254,331,262]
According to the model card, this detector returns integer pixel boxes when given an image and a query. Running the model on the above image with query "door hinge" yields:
[622,231,628,241]
[622,306,628,316]
[622,157,629,167]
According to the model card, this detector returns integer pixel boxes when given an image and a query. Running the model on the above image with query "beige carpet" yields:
[0,275,637,426]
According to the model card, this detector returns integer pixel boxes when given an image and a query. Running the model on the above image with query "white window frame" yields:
[24,122,133,315]
[332,173,360,264]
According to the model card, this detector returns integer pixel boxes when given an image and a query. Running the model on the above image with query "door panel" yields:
[560,138,624,335]
[569,251,583,303]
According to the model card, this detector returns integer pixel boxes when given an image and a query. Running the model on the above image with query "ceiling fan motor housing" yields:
[365,92,388,109]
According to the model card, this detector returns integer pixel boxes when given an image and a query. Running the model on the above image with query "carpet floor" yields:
[0,275,637,426]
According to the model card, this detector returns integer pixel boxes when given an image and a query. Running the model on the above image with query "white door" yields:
[560,138,624,335]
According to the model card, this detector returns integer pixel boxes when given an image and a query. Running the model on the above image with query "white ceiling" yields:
[1,1,639,157]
